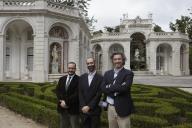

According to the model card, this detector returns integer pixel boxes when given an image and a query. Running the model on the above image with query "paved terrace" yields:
[133,76,192,87]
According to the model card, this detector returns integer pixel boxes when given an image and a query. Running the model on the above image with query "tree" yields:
[50,0,96,31]
[104,26,114,33]
[153,24,164,32]
[169,16,192,39]
[103,25,120,33]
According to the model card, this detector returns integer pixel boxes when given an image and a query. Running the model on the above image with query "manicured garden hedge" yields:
[0,83,192,128]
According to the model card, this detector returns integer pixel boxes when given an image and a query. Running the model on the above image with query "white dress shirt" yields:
[88,70,96,86]
[106,67,123,105]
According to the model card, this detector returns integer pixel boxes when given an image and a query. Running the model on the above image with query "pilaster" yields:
[0,34,5,81]
[172,43,181,76]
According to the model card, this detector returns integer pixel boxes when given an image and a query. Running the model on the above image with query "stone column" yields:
[146,41,150,70]
[149,42,157,75]
[0,34,5,81]
[68,38,80,75]
[185,44,190,75]
[122,41,131,69]
[44,33,49,80]
[101,43,110,74]
[172,43,181,76]
[32,17,48,82]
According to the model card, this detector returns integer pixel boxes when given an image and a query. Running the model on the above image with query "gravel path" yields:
[0,106,47,128]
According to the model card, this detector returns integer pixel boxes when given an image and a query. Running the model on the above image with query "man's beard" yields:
[88,65,95,72]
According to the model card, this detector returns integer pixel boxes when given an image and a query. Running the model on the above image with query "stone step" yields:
[133,71,154,76]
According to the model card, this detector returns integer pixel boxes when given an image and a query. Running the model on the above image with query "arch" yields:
[92,44,103,73]
[49,26,69,39]
[130,32,146,70]
[156,43,172,75]
[129,31,147,38]
[48,22,73,40]
[1,17,35,35]
[108,43,124,54]
[2,19,34,80]
[108,43,124,68]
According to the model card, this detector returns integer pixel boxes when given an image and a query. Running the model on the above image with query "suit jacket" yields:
[79,72,103,116]
[101,68,135,117]
[56,74,79,115]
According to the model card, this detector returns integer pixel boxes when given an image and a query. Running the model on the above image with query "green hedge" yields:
[7,92,57,110]
[134,102,160,116]
[131,114,168,128]
[0,94,59,128]
[186,112,192,122]
[164,123,192,128]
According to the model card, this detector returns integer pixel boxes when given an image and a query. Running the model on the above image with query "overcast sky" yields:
[88,0,192,32]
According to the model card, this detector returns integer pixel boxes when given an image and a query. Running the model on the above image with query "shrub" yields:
[155,105,180,124]
[186,112,192,122]
[164,123,192,128]
[134,102,160,116]
[7,92,57,110]
[0,94,59,128]
[131,114,168,128]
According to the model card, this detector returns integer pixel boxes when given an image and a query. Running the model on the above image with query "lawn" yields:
[0,82,192,128]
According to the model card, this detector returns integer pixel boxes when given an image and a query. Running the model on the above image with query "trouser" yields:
[60,112,80,128]
[108,105,131,128]
[81,114,101,128]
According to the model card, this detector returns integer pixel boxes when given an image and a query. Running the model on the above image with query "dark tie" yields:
[65,76,72,91]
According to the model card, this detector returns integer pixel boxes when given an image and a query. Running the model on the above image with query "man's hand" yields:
[82,106,90,113]
[60,100,68,108]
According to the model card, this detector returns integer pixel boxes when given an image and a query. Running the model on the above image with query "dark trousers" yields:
[81,114,100,128]
[60,112,80,128]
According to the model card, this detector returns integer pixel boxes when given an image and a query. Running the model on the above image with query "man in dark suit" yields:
[101,52,134,128]
[79,57,103,128]
[56,62,80,128]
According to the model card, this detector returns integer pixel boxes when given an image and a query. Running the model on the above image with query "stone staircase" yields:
[133,71,154,76]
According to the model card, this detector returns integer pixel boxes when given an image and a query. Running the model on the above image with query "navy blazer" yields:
[56,74,79,115]
[79,72,103,116]
[101,68,135,117]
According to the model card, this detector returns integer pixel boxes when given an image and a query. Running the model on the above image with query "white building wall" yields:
[0,34,4,80]
[32,16,47,82]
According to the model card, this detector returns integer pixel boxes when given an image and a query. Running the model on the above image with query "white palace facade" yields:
[0,0,90,82]
[0,1,190,82]
[91,14,190,76]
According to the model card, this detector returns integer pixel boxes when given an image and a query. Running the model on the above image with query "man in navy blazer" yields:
[79,57,103,128]
[101,52,134,128]
[56,62,80,128]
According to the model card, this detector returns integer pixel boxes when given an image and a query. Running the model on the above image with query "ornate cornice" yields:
[91,37,131,43]
[149,38,189,43]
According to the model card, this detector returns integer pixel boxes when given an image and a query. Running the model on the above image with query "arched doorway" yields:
[93,44,102,73]
[49,26,69,74]
[180,44,187,75]
[4,20,34,80]
[109,44,124,68]
[156,44,172,75]
[130,32,146,71]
